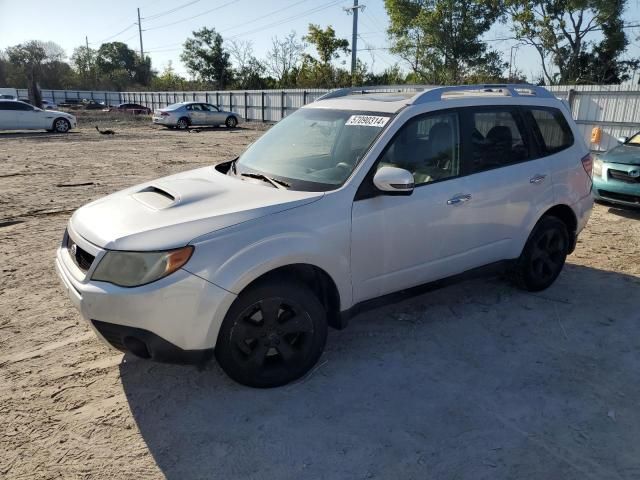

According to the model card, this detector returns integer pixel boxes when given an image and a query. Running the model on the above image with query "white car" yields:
[152,101,241,129]
[0,100,76,132]
[56,84,593,387]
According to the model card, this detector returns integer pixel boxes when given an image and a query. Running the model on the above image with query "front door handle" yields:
[530,174,547,184]
[447,194,472,205]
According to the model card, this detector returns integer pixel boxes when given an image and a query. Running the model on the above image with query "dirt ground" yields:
[1,115,640,480]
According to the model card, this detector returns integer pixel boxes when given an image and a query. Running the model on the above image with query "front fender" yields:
[185,208,353,309]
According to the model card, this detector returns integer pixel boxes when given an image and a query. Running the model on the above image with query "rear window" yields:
[528,108,574,154]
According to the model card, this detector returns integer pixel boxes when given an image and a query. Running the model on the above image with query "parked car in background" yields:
[0,99,76,132]
[0,87,18,100]
[42,99,58,110]
[111,103,151,115]
[84,100,106,110]
[593,134,640,207]
[153,101,241,129]
[56,84,592,388]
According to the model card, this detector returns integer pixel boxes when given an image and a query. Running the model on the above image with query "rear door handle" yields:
[447,194,472,205]
[530,174,547,184]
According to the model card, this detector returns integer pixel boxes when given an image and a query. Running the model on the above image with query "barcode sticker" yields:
[345,115,390,127]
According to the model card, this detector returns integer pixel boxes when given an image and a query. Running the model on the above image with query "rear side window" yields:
[528,108,574,154]
[467,108,530,173]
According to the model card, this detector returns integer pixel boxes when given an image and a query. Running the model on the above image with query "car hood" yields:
[600,144,640,165]
[70,166,324,250]
[47,109,74,117]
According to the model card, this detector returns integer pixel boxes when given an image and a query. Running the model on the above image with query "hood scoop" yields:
[132,186,176,210]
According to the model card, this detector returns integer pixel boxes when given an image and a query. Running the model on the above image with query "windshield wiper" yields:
[240,172,290,189]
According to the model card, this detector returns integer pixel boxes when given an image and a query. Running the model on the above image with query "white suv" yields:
[55,85,593,387]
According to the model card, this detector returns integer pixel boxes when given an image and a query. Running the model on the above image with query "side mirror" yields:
[617,136,628,144]
[373,166,414,195]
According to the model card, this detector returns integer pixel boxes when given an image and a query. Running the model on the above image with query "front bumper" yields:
[55,229,236,363]
[593,174,640,208]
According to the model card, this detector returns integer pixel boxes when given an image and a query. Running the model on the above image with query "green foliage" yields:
[506,0,637,84]
[384,0,505,84]
[180,27,232,88]
[303,25,350,65]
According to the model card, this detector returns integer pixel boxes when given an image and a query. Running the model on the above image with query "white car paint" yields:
[56,84,593,362]
[0,100,76,131]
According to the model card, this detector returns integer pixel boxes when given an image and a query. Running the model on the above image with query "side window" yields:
[14,102,33,111]
[377,111,461,186]
[204,104,218,112]
[468,108,530,173]
[528,108,574,155]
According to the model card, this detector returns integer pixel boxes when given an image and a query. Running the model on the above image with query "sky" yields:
[1,0,640,82]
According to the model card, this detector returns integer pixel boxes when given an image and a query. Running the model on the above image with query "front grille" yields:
[598,189,640,204]
[66,236,95,272]
[91,320,127,352]
[609,169,640,184]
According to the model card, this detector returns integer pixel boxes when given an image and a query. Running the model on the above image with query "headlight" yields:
[92,246,193,287]
[592,157,603,177]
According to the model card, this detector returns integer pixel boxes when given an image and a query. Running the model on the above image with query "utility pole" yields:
[137,7,144,59]
[344,0,365,86]
[85,36,89,50]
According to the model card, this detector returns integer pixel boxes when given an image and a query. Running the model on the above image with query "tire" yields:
[52,118,71,133]
[176,117,189,130]
[510,216,569,292]
[215,280,328,388]
[225,116,238,128]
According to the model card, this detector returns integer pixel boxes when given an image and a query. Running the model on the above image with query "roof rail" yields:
[412,84,555,104]
[315,84,434,101]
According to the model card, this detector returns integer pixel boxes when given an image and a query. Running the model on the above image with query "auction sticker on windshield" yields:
[345,115,390,127]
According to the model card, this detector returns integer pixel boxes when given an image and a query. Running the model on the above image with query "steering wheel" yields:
[335,162,351,170]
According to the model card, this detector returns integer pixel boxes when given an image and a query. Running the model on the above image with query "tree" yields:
[229,40,269,89]
[71,46,97,88]
[5,41,65,106]
[151,61,187,90]
[95,42,138,89]
[303,24,350,65]
[180,27,232,88]
[384,0,505,84]
[506,0,637,84]
[300,24,351,88]
[265,32,305,87]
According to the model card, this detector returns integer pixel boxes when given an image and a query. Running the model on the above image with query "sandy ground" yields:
[1,117,640,480]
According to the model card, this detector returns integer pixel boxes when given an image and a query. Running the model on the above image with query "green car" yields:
[593,133,640,207]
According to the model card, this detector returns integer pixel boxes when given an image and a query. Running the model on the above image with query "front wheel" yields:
[225,116,238,128]
[215,281,328,388]
[53,118,70,133]
[510,216,569,292]
[176,117,189,130]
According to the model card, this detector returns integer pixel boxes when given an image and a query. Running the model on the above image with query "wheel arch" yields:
[539,204,578,253]
[231,263,344,330]
[52,117,70,132]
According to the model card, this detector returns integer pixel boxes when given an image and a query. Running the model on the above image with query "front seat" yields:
[486,126,513,165]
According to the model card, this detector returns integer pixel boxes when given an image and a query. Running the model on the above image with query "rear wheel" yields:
[510,216,569,291]
[176,117,189,130]
[215,281,328,388]
[225,116,238,128]
[53,118,70,133]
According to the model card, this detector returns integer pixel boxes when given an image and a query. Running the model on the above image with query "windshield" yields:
[627,133,640,146]
[235,108,392,191]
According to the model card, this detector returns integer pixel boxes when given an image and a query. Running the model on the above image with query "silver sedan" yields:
[152,101,241,129]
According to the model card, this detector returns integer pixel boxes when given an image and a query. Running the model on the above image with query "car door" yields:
[13,101,40,128]
[186,104,203,125]
[204,104,224,125]
[0,102,18,129]
[351,109,481,303]
[454,106,553,265]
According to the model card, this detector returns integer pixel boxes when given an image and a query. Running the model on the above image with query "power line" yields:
[92,23,136,45]
[227,0,344,40]
[144,0,238,31]
[143,0,201,21]
[219,0,313,33]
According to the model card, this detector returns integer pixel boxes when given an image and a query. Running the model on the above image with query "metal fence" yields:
[119,89,329,122]
[13,85,640,151]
